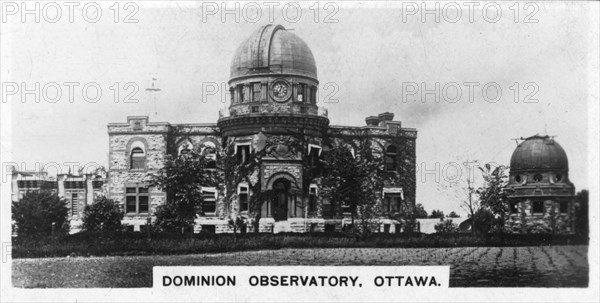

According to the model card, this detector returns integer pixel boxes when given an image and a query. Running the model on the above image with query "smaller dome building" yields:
[505,135,575,233]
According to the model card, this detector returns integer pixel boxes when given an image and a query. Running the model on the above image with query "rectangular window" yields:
[559,201,569,214]
[509,201,519,214]
[309,186,317,213]
[532,200,544,214]
[251,106,259,113]
[139,196,149,213]
[239,186,249,212]
[290,194,297,217]
[297,84,305,102]
[239,85,245,103]
[384,224,391,233]
[239,193,248,211]
[202,190,216,214]
[294,195,303,217]
[125,186,150,214]
[261,199,270,218]
[71,193,78,216]
[300,106,308,114]
[237,144,251,164]
[384,194,401,213]
[126,196,137,213]
[252,83,261,101]
[322,199,333,218]
[310,86,317,104]
[308,145,321,168]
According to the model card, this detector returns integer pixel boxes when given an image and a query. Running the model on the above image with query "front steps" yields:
[273,220,293,234]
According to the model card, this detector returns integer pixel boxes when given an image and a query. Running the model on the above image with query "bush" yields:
[12,190,70,238]
[82,196,124,232]
[154,202,195,233]
[472,208,495,234]
[434,219,459,233]
[11,231,588,258]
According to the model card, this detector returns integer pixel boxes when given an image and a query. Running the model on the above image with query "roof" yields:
[230,24,317,81]
[509,135,569,172]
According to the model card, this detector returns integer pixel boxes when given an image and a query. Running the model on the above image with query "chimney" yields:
[365,116,380,126]
[378,112,394,122]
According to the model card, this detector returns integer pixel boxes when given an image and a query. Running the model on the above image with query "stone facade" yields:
[505,135,576,234]
[505,199,575,233]
[107,24,418,233]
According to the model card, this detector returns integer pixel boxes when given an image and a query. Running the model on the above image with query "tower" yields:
[217,24,330,231]
[505,135,576,233]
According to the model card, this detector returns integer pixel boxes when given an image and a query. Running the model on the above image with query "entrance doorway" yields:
[271,178,289,221]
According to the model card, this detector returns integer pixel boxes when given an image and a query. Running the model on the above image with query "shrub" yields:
[472,208,495,234]
[154,202,194,233]
[81,196,124,232]
[429,209,445,219]
[434,219,459,233]
[525,221,552,234]
[12,190,70,238]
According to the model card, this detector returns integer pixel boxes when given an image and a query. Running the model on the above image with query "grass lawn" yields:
[12,245,588,288]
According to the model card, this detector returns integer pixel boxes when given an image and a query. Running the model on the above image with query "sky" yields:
[1,1,598,217]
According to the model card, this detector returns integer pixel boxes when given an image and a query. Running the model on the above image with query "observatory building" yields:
[505,135,576,233]
[106,24,417,233]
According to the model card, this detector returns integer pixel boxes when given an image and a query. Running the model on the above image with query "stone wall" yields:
[108,118,169,224]
[106,114,417,233]
[505,198,575,233]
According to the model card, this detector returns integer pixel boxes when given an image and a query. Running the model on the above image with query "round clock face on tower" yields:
[270,80,291,102]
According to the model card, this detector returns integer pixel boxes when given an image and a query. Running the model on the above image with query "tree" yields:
[477,163,509,231]
[321,144,375,236]
[150,146,222,233]
[321,136,398,238]
[471,208,495,234]
[81,196,124,232]
[413,203,429,218]
[12,190,70,238]
[438,158,481,232]
[429,209,445,219]
[574,189,589,236]
[434,219,459,233]
[447,211,460,218]
[221,135,277,234]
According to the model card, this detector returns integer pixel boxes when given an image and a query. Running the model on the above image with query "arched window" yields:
[202,141,217,169]
[178,141,193,156]
[297,83,305,102]
[385,145,397,171]
[130,146,146,170]
[201,141,217,155]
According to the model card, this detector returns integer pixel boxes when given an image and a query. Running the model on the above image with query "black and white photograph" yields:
[0,1,598,302]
